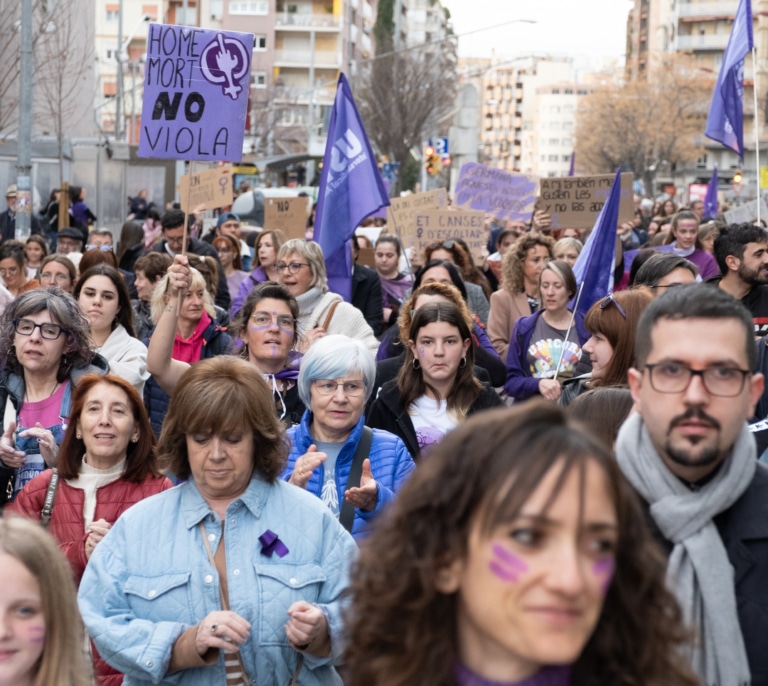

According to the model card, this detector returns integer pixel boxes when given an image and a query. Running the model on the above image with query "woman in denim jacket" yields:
[78,356,356,685]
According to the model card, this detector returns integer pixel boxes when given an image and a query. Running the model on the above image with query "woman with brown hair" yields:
[212,233,247,309]
[367,301,502,458]
[0,240,39,297]
[488,234,554,359]
[232,228,285,315]
[344,402,698,686]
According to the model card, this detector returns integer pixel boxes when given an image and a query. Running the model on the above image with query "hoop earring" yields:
[459,356,467,369]
[412,358,421,370]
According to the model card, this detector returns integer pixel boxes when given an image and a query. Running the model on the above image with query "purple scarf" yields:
[379,273,413,306]
[454,663,571,686]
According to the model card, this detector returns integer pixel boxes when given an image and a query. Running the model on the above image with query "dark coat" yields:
[352,264,384,338]
[0,209,42,242]
[366,378,503,459]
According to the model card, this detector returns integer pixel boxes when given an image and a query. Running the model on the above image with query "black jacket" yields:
[352,264,384,338]
[149,237,230,311]
[0,209,42,242]
[366,378,503,459]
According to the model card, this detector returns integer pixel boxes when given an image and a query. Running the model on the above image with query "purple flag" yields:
[571,169,620,318]
[568,152,575,177]
[704,166,719,219]
[314,74,390,301]
[704,0,753,157]
[139,24,253,161]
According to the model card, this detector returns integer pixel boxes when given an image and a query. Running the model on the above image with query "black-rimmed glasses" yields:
[13,318,67,340]
[644,362,750,397]
[275,262,309,275]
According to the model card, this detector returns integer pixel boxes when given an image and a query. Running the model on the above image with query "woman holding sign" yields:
[504,260,589,404]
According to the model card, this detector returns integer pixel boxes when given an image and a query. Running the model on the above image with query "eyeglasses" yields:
[251,312,295,330]
[644,362,750,397]
[13,318,67,340]
[0,266,20,277]
[313,380,366,397]
[216,246,233,254]
[275,262,309,275]
[165,234,185,246]
[599,294,626,319]
[85,244,113,252]
[40,272,71,283]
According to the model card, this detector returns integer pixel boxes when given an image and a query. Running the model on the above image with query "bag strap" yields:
[339,426,373,533]
[41,469,59,529]
[321,300,340,331]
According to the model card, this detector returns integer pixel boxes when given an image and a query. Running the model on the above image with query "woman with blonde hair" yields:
[0,516,91,686]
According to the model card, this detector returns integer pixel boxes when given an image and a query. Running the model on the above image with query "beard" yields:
[663,408,723,471]
[738,261,768,287]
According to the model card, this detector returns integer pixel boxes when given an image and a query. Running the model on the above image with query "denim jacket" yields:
[77,476,357,685]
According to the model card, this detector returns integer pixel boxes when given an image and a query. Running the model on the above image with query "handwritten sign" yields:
[264,197,308,239]
[536,173,634,229]
[139,24,253,161]
[387,188,447,249]
[724,198,768,224]
[179,166,233,212]
[413,210,486,262]
[454,163,537,221]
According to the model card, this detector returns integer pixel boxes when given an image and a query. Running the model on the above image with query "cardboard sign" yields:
[536,173,634,229]
[413,210,486,262]
[357,247,376,268]
[139,24,253,161]
[387,189,447,249]
[454,163,537,221]
[264,197,308,239]
[724,198,768,224]
[179,166,233,212]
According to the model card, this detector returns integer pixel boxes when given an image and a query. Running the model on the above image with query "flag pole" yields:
[553,280,585,383]
[753,45,760,225]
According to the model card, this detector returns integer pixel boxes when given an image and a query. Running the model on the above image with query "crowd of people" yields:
[0,183,767,686]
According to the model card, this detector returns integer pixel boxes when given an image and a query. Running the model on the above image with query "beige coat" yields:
[488,289,532,359]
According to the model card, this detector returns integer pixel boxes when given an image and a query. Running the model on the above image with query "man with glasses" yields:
[616,284,768,686]
[149,209,230,311]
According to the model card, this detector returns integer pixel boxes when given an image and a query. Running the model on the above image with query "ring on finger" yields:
[210,624,218,634]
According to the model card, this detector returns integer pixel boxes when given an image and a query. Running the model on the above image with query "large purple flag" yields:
[568,151,575,177]
[704,166,719,219]
[314,74,390,301]
[704,0,753,157]
[571,169,620,318]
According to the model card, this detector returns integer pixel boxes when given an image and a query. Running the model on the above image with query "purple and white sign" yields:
[138,23,253,161]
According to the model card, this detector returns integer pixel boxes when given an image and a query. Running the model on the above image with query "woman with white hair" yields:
[277,239,379,355]
[283,334,414,540]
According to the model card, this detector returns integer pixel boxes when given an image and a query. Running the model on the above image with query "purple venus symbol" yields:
[200,33,251,100]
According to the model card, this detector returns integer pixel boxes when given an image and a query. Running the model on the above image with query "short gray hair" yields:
[278,239,328,293]
[297,334,376,406]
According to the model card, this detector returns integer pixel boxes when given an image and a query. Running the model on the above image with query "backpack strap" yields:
[338,427,373,533]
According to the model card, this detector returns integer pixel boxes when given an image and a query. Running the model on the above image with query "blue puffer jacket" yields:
[143,320,232,436]
[284,412,415,540]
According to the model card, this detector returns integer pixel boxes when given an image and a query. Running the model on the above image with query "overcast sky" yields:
[441,0,634,67]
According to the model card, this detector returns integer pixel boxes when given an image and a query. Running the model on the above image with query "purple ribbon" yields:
[259,530,289,558]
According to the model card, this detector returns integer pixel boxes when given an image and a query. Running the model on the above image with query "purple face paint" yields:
[593,557,615,593]
[489,543,528,583]
[27,625,45,643]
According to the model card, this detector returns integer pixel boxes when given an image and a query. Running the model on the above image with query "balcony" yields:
[273,49,342,69]
[275,13,341,31]
[677,1,739,19]
[677,33,730,50]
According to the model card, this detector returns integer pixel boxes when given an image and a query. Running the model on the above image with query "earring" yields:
[459,356,467,369]
[131,436,139,443]
[76,431,82,439]
[412,358,421,370]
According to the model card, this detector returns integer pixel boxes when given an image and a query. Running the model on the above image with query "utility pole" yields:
[16,0,33,240]
[116,0,124,140]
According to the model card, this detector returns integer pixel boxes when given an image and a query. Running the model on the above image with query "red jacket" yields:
[10,469,173,686]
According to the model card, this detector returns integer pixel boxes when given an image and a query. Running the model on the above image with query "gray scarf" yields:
[615,413,753,686]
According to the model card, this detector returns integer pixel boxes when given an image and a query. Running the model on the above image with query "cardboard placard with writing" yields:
[413,210,486,263]
[454,163,538,221]
[179,166,233,213]
[387,188,447,249]
[264,197,308,239]
[535,172,634,229]
[723,198,768,224]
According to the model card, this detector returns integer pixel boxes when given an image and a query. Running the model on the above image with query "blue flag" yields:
[571,169,620,319]
[704,166,719,219]
[705,0,753,157]
[314,74,390,301]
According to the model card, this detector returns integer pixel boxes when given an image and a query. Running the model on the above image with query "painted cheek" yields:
[489,543,528,583]
[249,324,271,333]
[593,557,615,594]
[26,625,45,643]
[418,347,425,357]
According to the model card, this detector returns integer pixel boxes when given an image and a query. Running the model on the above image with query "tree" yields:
[575,54,712,194]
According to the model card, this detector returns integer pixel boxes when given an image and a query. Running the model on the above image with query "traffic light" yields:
[425,145,435,174]
[733,170,743,184]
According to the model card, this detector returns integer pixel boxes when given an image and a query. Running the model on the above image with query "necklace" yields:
[24,380,60,403]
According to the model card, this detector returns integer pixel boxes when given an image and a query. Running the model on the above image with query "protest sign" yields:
[139,24,253,161]
[178,165,233,212]
[453,163,537,221]
[357,247,376,268]
[724,198,768,224]
[387,189,447,248]
[412,210,486,262]
[536,173,634,229]
[264,197,308,239]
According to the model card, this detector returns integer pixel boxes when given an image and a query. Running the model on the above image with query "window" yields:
[548,154,558,162]
[564,89,573,94]
[549,122,560,130]
[251,71,267,88]
[254,34,267,50]
[548,138,559,145]
[105,45,118,60]
[229,0,268,14]
[562,121,573,131]
[562,154,570,162]
[106,3,118,21]
[141,4,158,20]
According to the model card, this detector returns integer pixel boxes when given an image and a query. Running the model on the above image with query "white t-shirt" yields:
[409,395,459,457]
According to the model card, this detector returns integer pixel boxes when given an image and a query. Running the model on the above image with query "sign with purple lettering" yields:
[138,24,253,161]
[454,163,538,221]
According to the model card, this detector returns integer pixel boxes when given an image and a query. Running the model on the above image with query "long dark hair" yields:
[344,402,697,686]
[74,264,135,337]
[397,301,482,415]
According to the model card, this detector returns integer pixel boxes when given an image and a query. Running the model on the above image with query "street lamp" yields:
[115,11,151,141]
